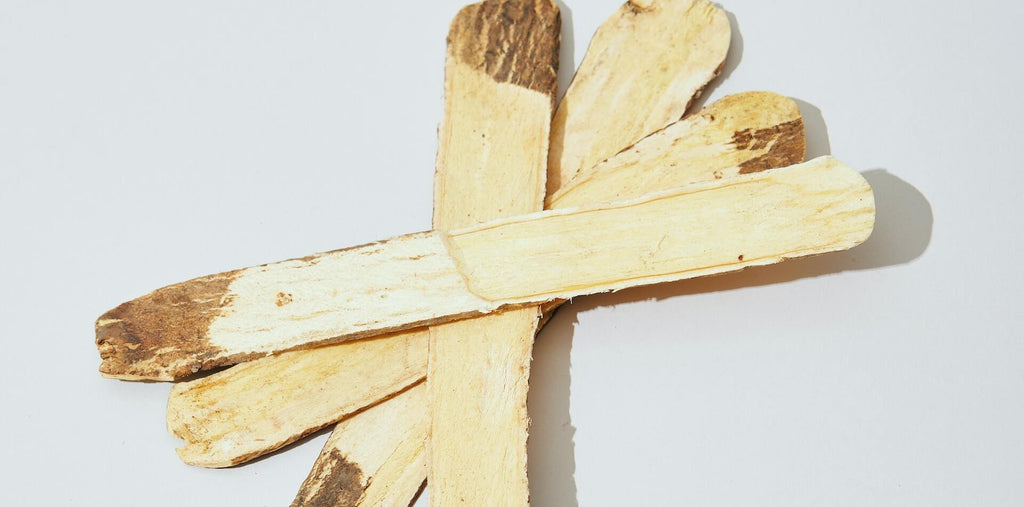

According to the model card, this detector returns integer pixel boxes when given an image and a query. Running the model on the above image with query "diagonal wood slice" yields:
[547,0,730,196]
[165,90,807,469]
[426,0,559,504]
[99,155,872,381]
[290,382,428,507]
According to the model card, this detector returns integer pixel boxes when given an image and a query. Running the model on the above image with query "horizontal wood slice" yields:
[98,156,874,381]
[161,90,810,467]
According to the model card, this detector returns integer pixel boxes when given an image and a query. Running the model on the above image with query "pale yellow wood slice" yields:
[161,91,809,469]
[547,0,730,196]
[291,382,428,507]
[98,156,873,381]
[549,91,804,209]
[427,0,559,505]
[167,330,427,468]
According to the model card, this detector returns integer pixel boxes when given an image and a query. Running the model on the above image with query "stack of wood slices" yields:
[94,0,875,505]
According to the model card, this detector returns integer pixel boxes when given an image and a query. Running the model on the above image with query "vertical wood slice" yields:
[428,0,559,505]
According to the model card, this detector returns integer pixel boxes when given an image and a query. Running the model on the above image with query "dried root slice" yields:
[428,0,559,504]
[291,383,428,507]
[547,0,730,195]
[159,91,808,468]
[98,156,873,381]
[549,90,805,208]
[167,331,426,468]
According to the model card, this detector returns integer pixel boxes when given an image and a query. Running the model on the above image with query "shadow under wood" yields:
[688,7,742,113]
[794,98,831,159]
[554,0,575,104]
[529,305,579,507]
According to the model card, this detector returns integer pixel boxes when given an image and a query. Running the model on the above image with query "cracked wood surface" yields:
[162,91,806,469]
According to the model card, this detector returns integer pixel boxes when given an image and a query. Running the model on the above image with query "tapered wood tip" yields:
[291,449,366,507]
[95,271,237,381]
[448,0,561,99]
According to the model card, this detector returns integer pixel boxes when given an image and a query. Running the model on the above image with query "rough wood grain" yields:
[547,0,730,196]
[549,91,804,209]
[291,382,428,507]
[167,330,426,468]
[98,156,873,381]
[428,1,559,504]
[161,91,810,468]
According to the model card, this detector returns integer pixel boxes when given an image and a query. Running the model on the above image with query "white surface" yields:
[1,0,1021,505]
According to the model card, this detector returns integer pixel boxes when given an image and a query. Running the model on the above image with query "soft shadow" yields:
[689,8,743,112]
[567,169,933,310]
[794,98,832,159]
[528,5,579,506]
[528,307,579,507]
[554,0,575,103]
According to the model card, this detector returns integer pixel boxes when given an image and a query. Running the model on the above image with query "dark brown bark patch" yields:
[449,0,561,100]
[734,118,806,174]
[291,449,366,507]
[95,270,238,380]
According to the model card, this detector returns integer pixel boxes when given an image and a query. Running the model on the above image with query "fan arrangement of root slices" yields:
[94,0,875,505]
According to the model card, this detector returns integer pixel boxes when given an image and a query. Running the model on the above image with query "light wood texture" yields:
[291,383,428,507]
[98,156,873,381]
[161,91,810,469]
[547,0,730,196]
[166,331,427,468]
[549,91,804,208]
[428,1,559,505]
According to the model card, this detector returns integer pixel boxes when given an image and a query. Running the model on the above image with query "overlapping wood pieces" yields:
[547,0,730,196]
[291,383,428,507]
[164,91,810,470]
[549,91,805,208]
[166,331,427,468]
[97,157,874,381]
[92,4,880,505]
[427,0,560,504]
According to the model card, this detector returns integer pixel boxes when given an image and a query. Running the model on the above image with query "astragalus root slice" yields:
[166,330,426,468]
[428,0,559,504]
[291,382,428,507]
[98,156,873,381]
[162,91,808,468]
[548,90,804,208]
[547,0,730,196]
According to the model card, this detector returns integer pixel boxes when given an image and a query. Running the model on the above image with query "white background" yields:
[2,0,1022,505]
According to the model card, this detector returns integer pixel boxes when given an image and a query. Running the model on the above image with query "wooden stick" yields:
[97,156,873,381]
[427,0,559,504]
[547,0,730,196]
[291,382,428,507]
[166,330,427,468]
[162,91,808,467]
